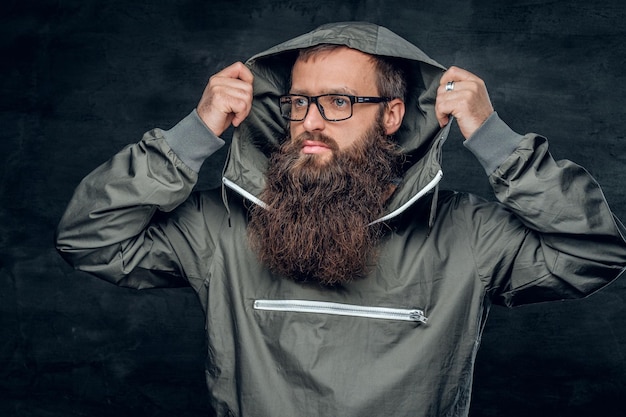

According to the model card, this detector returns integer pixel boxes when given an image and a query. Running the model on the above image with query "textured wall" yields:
[2,0,625,416]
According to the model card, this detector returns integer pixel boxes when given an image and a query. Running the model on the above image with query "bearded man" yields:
[248,45,407,286]
[56,22,626,417]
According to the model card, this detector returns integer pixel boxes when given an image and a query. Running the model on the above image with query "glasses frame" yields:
[279,94,391,122]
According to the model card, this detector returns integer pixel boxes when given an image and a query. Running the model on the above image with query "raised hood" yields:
[222,21,449,222]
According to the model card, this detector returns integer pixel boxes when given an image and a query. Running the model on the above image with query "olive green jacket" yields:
[56,22,626,416]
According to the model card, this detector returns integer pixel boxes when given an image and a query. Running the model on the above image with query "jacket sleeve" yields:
[55,110,226,289]
[463,112,626,307]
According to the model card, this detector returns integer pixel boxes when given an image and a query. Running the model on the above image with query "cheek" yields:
[289,123,308,141]
[334,125,364,150]
[330,129,359,150]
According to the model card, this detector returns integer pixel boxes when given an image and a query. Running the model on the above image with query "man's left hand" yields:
[435,66,494,140]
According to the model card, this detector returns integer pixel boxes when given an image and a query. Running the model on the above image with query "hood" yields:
[222,21,450,223]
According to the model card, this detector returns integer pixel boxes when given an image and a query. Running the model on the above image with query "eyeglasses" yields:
[279,94,391,122]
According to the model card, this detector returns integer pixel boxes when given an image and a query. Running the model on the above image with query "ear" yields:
[383,99,405,135]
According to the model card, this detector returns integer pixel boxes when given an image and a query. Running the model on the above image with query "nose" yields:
[302,101,326,132]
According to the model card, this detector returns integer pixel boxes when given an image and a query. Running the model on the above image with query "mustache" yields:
[290,131,340,151]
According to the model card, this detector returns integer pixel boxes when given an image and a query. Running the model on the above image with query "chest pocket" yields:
[254,299,428,323]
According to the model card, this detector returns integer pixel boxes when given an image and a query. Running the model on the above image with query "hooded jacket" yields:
[56,22,626,416]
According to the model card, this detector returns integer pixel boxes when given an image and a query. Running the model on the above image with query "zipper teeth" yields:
[254,299,428,324]
[369,169,443,225]
[222,177,268,209]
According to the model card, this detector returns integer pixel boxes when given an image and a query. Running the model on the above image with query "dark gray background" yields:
[2,0,625,416]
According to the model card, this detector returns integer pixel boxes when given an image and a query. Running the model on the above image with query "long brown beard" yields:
[247,118,404,286]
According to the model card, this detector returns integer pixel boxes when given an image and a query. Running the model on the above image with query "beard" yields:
[247,116,404,286]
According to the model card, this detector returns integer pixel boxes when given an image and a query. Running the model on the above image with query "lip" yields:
[301,140,331,154]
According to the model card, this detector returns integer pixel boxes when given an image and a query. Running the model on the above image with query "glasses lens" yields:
[279,95,353,121]
[280,95,309,121]
[318,95,352,121]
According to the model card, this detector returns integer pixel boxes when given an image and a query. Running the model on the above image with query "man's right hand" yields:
[196,62,254,137]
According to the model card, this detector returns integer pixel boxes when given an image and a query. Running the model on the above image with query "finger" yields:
[207,62,254,115]
[440,66,480,86]
[198,63,254,134]
[437,79,466,97]
[201,83,252,132]
[436,76,465,126]
[436,79,494,138]
[216,61,255,85]
[209,64,254,103]
[229,89,253,127]
[435,95,451,127]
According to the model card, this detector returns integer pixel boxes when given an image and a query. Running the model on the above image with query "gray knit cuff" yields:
[162,109,225,172]
[463,112,524,176]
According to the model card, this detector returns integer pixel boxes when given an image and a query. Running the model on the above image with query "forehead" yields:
[290,46,378,94]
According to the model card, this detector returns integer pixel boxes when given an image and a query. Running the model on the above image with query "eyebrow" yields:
[289,86,359,96]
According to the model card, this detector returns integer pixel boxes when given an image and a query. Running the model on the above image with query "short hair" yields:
[296,44,408,102]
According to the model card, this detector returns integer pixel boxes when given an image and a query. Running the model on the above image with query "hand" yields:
[196,62,254,137]
[435,66,494,140]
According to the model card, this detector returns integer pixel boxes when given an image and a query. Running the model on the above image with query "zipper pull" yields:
[409,310,428,324]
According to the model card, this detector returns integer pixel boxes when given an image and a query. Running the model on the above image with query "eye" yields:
[330,96,349,108]
[293,97,308,108]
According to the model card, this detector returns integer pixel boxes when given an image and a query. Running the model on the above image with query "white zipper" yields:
[222,177,268,209]
[223,170,443,226]
[254,299,428,324]
[368,169,443,225]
